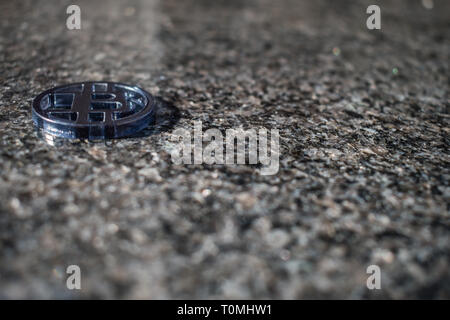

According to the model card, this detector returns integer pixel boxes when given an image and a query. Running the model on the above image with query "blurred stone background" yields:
[0,0,448,298]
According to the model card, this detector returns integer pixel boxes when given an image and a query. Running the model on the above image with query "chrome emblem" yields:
[32,82,156,139]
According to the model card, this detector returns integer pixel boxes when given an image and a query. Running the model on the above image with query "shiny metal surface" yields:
[32,82,156,139]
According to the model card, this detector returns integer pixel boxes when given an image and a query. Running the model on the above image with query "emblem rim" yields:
[32,81,156,139]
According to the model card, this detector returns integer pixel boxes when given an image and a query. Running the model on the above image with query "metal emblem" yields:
[32,82,156,139]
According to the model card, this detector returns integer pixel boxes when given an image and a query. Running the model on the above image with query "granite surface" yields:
[0,0,449,299]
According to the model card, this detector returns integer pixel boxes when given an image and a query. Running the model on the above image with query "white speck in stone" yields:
[138,167,162,182]
[266,229,290,249]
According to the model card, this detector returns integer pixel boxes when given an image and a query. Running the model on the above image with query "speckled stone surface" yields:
[0,0,449,299]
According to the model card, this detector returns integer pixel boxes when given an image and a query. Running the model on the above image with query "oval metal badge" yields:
[32,81,156,139]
